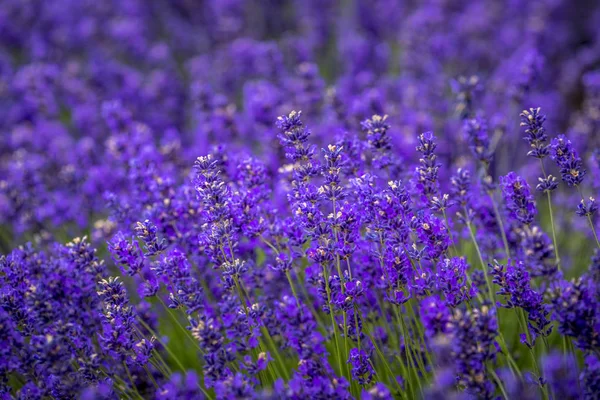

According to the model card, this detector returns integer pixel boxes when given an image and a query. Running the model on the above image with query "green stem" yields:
[489,368,509,400]
[123,362,143,400]
[332,199,353,387]
[516,309,548,399]
[406,301,434,371]
[464,210,494,301]
[136,318,185,371]
[156,296,204,354]
[539,160,561,270]
[285,270,302,311]
[143,365,160,389]
[363,330,405,395]
[497,335,523,379]
[463,212,522,379]
[546,191,561,269]
[399,311,428,381]
[260,326,291,381]
[488,191,511,259]
[322,265,344,376]
[442,209,458,256]
[353,305,361,349]
[394,307,424,397]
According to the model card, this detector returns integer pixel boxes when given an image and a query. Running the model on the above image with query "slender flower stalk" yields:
[520,107,560,269]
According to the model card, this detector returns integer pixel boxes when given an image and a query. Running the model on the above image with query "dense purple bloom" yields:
[549,277,599,352]
[577,197,598,218]
[414,131,441,204]
[490,259,552,346]
[463,116,492,165]
[520,107,549,159]
[519,225,557,277]
[436,257,477,307]
[361,114,392,170]
[277,110,315,163]
[0,238,157,397]
[347,348,375,385]
[156,372,205,400]
[550,134,586,186]
[411,212,450,261]
[107,232,145,276]
[452,75,480,120]
[536,175,558,193]
[320,144,345,202]
[134,219,167,256]
[540,352,581,399]
[420,295,452,338]
[97,277,138,361]
[361,383,392,400]
[582,354,600,399]
[333,278,364,311]
[500,172,537,225]
[214,373,255,399]
[451,306,499,399]
[162,249,205,314]
[450,168,472,209]
[194,154,231,222]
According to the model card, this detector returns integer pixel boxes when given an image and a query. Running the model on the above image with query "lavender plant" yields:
[2,1,600,399]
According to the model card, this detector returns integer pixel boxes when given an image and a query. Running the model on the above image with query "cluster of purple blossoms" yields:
[520,108,550,160]
[550,135,586,187]
[500,172,537,226]
[3,1,600,399]
[490,259,553,347]
[463,116,493,166]
[452,306,499,398]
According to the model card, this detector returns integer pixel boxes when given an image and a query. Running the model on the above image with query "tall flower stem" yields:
[140,274,205,355]
[285,270,302,310]
[463,210,522,379]
[363,328,406,395]
[332,199,353,387]
[489,368,509,400]
[396,310,425,397]
[322,265,345,377]
[516,309,549,399]
[123,362,144,400]
[262,234,304,311]
[539,161,561,269]
[464,208,494,301]
[488,191,511,259]
[406,301,434,370]
[442,209,458,256]
[135,319,182,373]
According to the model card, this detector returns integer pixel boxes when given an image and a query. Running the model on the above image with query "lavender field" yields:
[1,1,600,399]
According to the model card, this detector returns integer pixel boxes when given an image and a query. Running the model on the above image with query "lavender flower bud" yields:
[550,134,586,186]
[520,107,549,159]
[500,172,537,225]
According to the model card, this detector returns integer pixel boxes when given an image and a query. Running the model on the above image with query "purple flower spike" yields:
[520,107,549,159]
[550,134,586,186]
[347,348,375,385]
[500,172,537,225]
